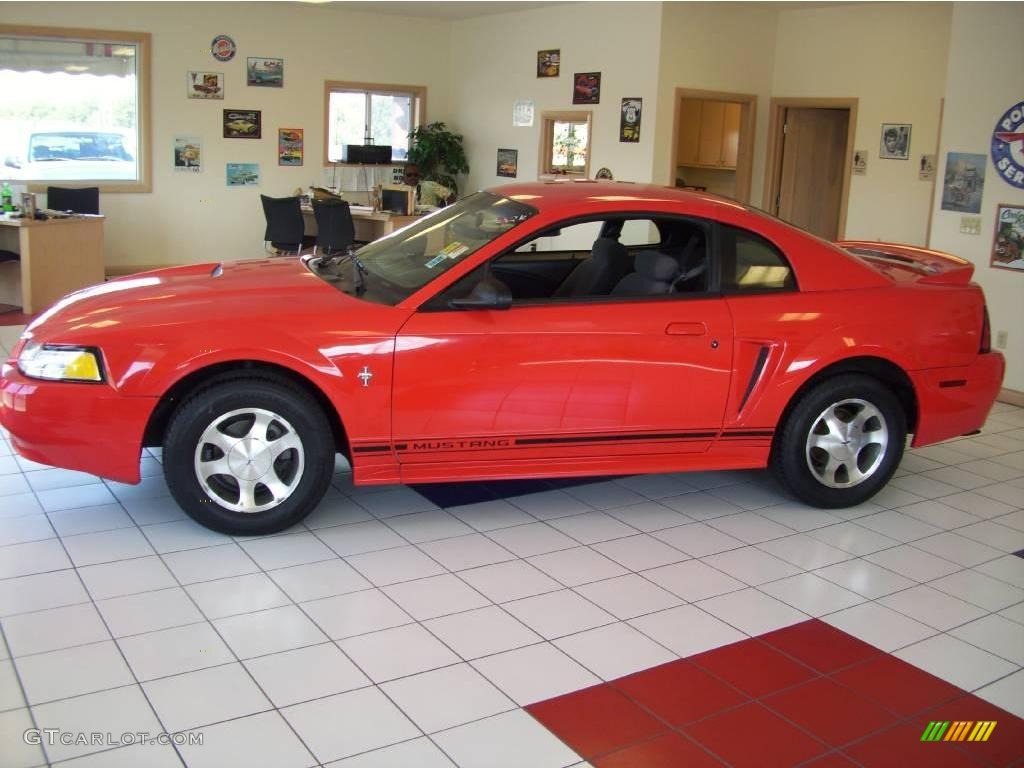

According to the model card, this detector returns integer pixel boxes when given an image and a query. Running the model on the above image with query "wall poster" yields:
[620,97,642,142]
[992,204,1024,271]
[941,152,986,214]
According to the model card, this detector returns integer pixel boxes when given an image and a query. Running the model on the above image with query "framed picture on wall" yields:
[572,72,601,105]
[186,71,223,100]
[496,148,518,178]
[941,152,986,213]
[226,162,260,187]
[879,123,911,159]
[620,97,642,142]
[173,136,201,172]
[278,128,303,166]
[247,57,284,88]
[223,109,261,139]
[537,49,560,77]
[991,203,1024,271]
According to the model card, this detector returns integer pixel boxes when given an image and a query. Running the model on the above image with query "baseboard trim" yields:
[999,388,1024,407]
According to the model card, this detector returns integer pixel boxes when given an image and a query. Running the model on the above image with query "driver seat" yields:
[553,237,630,298]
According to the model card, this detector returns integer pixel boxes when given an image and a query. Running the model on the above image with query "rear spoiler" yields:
[837,240,975,286]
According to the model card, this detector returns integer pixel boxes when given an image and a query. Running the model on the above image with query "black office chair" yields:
[0,250,21,313]
[312,199,355,256]
[46,186,99,215]
[260,194,305,256]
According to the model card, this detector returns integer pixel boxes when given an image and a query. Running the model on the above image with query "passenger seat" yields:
[610,252,680,296]
[553,237,631,298]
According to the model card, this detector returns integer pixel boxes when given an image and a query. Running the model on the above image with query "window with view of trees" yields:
[324,82,424,164]
[540,111,592,177]
[0,25,150,191]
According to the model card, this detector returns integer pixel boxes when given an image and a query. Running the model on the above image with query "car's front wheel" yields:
[163,377,335,534]
[771,374,906,508]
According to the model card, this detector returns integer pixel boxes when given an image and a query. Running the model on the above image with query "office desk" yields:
[301,206,420,243]
[0,215,105,314]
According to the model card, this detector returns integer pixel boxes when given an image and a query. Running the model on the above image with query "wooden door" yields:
[677,99,702,166]
[777,107,849,241]
[722,103,741,168]
[698,101,725,166]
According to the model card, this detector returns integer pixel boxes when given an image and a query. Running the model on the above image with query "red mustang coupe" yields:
[0,183,1004,534]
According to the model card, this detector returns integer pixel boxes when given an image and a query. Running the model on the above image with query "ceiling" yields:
[310,1,576,19]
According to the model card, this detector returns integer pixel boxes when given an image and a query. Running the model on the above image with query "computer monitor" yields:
[380,184,415,215]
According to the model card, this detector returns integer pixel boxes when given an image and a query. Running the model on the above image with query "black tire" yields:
[771,374,906,509]
[163,377,335,535]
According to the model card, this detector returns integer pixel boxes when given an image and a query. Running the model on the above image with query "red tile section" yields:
[526,619,1024,767]
[831,652,965,717]
[760,618,882,673]
[526,684,665,759]
[691,638,817,697]
[766,677,896,747]
[614,660,746,726]
[593,733,725,768]
[685,702,828,767]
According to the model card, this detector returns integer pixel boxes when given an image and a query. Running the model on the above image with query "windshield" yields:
[337,192,536,304]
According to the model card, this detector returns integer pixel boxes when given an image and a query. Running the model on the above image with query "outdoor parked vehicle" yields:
[3,130,136,181]
[0,182,1004,534]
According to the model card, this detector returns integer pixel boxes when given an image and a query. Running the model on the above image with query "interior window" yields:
[720,225,795,291]
[430,216,711,308]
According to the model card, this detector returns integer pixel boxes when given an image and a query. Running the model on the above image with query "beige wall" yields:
[929,2,1024,392]
[448,2,663,193]
[772,2,952,245]
[1,2,453,267]
[652,2,780,205]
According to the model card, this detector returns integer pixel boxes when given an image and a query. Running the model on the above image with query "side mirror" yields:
[449,275,512,310]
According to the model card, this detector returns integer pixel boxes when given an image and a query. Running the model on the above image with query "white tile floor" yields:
[1,323,1023,766]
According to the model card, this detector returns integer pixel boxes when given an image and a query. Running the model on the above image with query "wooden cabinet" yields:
[676,98,742,170]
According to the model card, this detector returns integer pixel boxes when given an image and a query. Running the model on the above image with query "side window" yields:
[720,225,795,292]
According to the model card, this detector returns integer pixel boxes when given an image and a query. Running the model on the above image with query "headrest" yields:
[636,251,679,281]
[591,237,626,260]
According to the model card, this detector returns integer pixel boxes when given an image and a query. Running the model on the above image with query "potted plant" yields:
[407,122,469,195]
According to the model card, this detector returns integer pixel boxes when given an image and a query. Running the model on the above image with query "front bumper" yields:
[0,362,157,484]
[910,352,1006,447]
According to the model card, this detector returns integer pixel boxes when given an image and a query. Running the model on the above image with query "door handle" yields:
[665,322,707,336]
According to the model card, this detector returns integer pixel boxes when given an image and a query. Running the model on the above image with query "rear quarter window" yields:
[721,225,796,292]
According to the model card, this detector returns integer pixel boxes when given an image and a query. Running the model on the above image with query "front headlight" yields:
[18,343,104,383]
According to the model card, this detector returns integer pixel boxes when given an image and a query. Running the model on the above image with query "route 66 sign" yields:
[992,100,1024,189]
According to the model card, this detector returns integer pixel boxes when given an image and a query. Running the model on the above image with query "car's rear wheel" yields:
[163,378,334,534]
[771,374,906,508]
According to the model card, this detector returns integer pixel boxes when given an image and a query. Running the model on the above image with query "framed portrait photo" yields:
[247,57,283,88]
[187,71,223,100]
[572,72,601,105]
[223,109,261,139]
[880,123,911,160]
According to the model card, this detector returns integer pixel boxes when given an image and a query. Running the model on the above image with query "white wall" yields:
[772,2,952,245]
[928,2,1024,392]
[652,2,780,204]
[1,2,453,267]
[448,2,663,194]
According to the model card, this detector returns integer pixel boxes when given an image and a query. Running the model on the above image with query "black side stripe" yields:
[738,346,770,413]
[352,445,391,454]
[517,431,717,446]
[720,429,775,438]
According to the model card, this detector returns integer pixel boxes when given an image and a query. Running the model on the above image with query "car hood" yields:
[24,257,361,344]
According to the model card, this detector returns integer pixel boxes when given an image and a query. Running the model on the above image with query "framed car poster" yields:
[620,97,642,142]
[496,148,518,178]
[278,128,303,166]
[572,72,601,105]
[991,204,1024,271]
[941,152,986,213]
[226,163,260,187]
[247,57,283,88]
[187,71,224,100]
[223,109,261,139]
[173,136,201,173]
